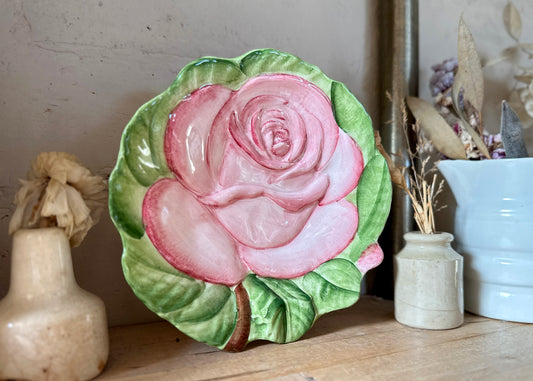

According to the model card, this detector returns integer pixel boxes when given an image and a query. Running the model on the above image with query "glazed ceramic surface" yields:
[439,158,533,323]
[394,232,464,330]
[109,49,392,350]
[0,228,108,381]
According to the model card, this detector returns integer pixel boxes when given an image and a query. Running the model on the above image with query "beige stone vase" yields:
[0,227,109,381]
[394,231,464,330]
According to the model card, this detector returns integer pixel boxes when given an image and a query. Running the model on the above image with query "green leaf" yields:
[330,80,391,265]
[123,97,169,187]
[292,258,361,316]
[341,153,392,262]
[171,58,248,94]
[122,235,202,312]
[122,234,237,348]
[243,275,316,343]
[108,160,147,239]
[176,297,237,347]
[331,81,375,163]
[239,49,332,96]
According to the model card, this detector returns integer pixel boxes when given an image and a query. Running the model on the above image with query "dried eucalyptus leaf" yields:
[503,2,522,41]
[501,100,529,158]
[406,96,467,160]
[452,17,484,115]
[515,75,533,84]
[457,119,492,159]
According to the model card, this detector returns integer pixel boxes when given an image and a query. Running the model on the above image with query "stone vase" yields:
[0,227,109,381]
[394,231,464,329]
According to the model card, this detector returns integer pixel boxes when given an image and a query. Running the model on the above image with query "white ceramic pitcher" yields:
[438,158,533,323]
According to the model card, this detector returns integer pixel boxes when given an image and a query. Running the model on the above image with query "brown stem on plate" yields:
[223,283,251,352]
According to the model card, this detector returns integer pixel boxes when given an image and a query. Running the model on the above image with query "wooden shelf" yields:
[95,296,533,380]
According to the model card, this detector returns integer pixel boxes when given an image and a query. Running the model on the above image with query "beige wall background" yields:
[1,0,532,326]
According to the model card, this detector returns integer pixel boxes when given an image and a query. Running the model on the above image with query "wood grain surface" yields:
[95,296,533,380]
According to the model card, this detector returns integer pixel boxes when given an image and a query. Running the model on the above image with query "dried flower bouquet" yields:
[407,2,531,161]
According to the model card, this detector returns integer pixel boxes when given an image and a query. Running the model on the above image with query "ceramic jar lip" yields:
[13,226,66,238]
[403,231,454,243]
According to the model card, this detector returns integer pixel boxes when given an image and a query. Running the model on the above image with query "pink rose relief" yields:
[142,74,365,286]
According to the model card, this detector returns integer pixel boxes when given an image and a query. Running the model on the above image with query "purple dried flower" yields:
[429,58,458,96]
[483,132,506,159]
[482,132,501,146]
[431,58,458,73]
[491,148,506,159]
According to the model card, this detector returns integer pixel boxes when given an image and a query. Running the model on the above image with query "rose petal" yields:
[239,199,358,278]
[202,170,328,213]
[213,196,316,249]
[165,85,232,195]
[272,110,324,181]
[239,95,306,166]
[355,243,384,274]
[320,130,364,205]
[212,142,328,210]
[143,178,248,286]
[212,74,339,176]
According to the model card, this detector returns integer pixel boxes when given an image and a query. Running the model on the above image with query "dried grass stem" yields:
[378,94,446,234]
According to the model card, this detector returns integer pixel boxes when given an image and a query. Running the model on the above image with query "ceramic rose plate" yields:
[109,49,392,351]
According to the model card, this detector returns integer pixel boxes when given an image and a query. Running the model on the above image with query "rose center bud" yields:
[263,121,290,157]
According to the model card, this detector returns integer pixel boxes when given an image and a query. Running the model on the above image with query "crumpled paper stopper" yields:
[9,152,107,247]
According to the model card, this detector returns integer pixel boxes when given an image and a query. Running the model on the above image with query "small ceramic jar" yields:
[394,231,464,330]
